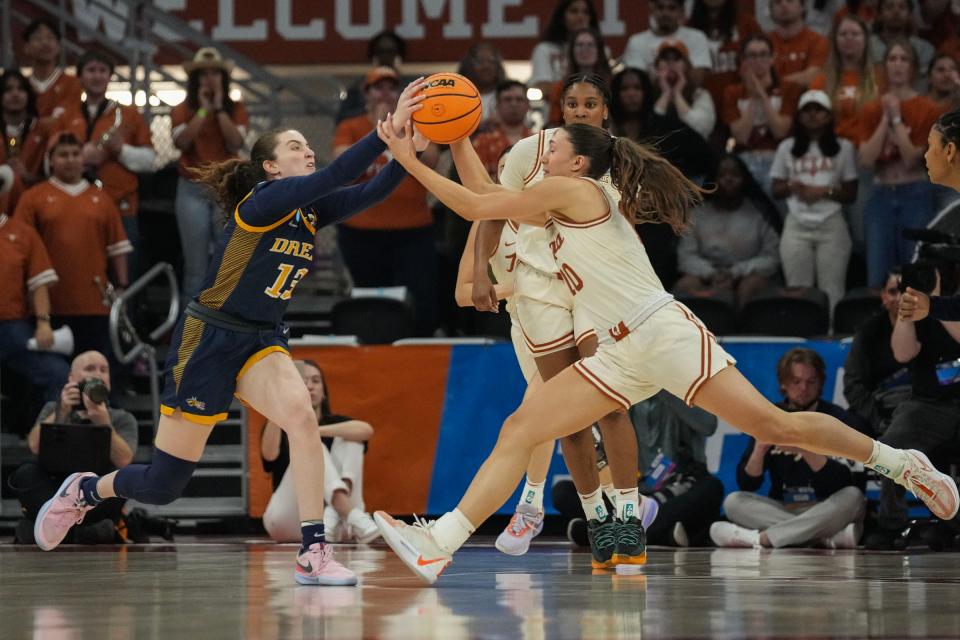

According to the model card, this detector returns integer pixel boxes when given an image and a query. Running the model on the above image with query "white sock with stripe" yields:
[616,487,639,521]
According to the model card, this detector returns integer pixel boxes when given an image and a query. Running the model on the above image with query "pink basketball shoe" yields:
[34,472,97,551]
[294,543,358,586]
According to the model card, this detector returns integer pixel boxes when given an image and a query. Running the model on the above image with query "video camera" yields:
[900,229,960,295]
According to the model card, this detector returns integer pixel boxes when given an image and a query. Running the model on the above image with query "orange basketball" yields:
[412,72,483,144]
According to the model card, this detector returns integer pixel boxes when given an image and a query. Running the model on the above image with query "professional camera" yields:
[901,229,960,296]
[74,376,109,409]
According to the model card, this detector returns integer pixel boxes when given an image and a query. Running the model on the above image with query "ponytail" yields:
[610,137,706,233]
[189,128,283,220]
[563,123,708,234]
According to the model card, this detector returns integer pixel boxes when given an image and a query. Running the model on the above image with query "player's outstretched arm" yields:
[449,138,503,195]
[377,118,578,223]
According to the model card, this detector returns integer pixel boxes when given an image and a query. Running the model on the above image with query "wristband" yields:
[196,107,209,119]
[36,313,51,322]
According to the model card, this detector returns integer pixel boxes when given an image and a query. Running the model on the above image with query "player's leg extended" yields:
[35,413,212,551]
[376,366,619,583]
[694,367,959,520]
[237,351,356,586]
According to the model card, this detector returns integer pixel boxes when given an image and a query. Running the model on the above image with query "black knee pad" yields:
[114,449,197,505]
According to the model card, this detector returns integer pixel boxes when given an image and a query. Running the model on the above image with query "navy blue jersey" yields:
[194,131,407,324]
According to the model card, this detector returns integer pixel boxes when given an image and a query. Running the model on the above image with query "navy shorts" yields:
[160,304,290,425]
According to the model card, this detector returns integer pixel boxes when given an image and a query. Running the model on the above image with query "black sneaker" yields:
[587,514,617,569]
[613,516,647,565]
[14,518,35,545]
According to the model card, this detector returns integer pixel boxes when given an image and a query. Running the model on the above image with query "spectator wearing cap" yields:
[472,81,532,181]
[767,0,831,88]
[336,30,411,124]
[722,33,803,198]
[0,168,69,425]
[644,40,717,182]
[171,47,248,301]
[547,28,613,125]
[21,18,83,125]
[621,0,713,87]
[332,68,441,336]
[1,69,49,196]
[870,0,936,88]
[771,89,858,315]
[858,38,941,287]
[53,50,156,279]
[13,132,131,359]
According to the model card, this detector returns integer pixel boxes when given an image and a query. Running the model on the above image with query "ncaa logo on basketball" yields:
[427,78,457,88]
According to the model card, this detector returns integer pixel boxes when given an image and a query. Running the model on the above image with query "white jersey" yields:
[489,219,520,319]
[501,129,622,276]
[500,129,558,275]
[550,177,673,343]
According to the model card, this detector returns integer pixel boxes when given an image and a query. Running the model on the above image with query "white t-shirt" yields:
[621,27,713,72]
[529,41,567,86]
[770,137,858,226]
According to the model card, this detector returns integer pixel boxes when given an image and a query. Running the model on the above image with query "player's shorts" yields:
[160,302,291,425]
[515,261,595,356]
[574,301,736,409]
[509,320,538,383]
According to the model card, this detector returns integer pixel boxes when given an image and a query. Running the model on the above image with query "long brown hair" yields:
[562,123,707,233]
[825,15,878,106]
[190,129,284,216]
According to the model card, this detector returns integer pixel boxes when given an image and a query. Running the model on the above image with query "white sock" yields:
[431,509,475,554]
[579,487,609,522]
[601,483,617,510]
[865,441,907,481]
[616,487,639,521]
[519,478,545,512]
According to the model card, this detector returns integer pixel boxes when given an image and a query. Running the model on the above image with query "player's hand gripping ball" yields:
[412,72,483,144]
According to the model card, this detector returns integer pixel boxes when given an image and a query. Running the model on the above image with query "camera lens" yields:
[80,377,110,405]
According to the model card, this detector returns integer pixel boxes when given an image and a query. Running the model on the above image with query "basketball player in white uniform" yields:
[472,75,655,567]
[454,153,553,556]
[371,116,960,585]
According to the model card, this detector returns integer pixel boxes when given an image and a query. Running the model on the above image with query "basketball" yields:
[412,72,483,144]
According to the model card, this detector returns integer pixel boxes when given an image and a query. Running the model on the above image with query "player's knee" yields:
[114,449,197,506]
[281,405,320,440]
[498,411,536,450]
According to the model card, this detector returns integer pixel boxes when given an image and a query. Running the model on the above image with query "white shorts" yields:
[574,302,736,409]
[515,261,596,356]
[510,322,538,383]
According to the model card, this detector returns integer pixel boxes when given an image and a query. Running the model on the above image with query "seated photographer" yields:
[843,267,912,435]
[0,173,69,432]
[10,350,137,544]
[866,263,960,549]
[261,360,379,544]
[711,348,868,549]
[554,390,724,548]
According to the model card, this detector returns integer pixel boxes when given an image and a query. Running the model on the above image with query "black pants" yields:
[878,398,960,529]
[336,225,438,336]
[8,462,123,525]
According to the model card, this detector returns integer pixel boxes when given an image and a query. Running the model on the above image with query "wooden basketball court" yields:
[4,538,960,639]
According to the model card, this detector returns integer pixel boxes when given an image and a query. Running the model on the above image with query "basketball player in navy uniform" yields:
[33,79,429,587]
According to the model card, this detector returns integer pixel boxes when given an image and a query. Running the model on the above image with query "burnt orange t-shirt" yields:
[53,103,153,216]
[702,14,764,110]
[171,101,249,177]
[332,114,432,230]
[810,69,880,144]
[1,118,50,180]
[13,180,131,316]
[722,81,803,151]
[857,95,942,168]
[31,70,83,120]
[769,27,830,81]
[0,213,58,321]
